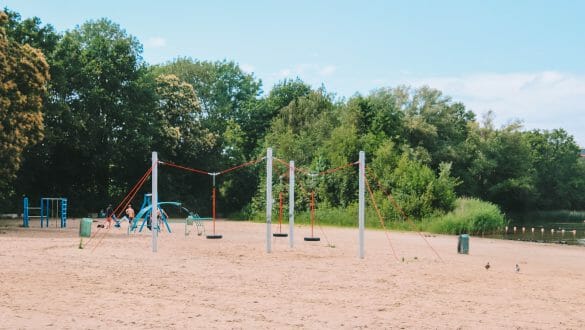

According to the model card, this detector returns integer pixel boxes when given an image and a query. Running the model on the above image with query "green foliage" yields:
[388,154,458,219]
[15,18,152,214]
[424,198,506,235]
[3,8,585,219]
[0,11,48,205]
[3,8,59,53]
[153,58,264,214]
[525,129,584,209]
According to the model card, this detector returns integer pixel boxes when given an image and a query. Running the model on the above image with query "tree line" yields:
[2,8,584,220]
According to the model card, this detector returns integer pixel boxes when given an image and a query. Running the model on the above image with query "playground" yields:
[1,219,585,328]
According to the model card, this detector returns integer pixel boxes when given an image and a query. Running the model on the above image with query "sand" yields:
[1,219,584,329]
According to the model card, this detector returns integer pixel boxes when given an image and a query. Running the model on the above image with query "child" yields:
[125,204,135,227]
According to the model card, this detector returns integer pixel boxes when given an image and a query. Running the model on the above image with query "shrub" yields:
[424,198,505,235]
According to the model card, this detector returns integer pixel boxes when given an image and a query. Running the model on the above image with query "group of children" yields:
[101,203,166,230]
[100,204,135,229]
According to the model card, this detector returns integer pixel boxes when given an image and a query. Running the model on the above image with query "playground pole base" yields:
[304,237,320,241]
[273,233,288,237]
[206,234,223,239]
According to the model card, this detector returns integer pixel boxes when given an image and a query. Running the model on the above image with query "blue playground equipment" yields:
[23,197,68,228]
[128,194,211,234]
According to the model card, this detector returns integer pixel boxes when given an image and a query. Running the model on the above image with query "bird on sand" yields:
[485,262,490,270]
[515,264,520,272]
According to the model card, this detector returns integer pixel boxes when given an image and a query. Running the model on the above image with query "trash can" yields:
[79,218,92,237]
[458,234,469,254]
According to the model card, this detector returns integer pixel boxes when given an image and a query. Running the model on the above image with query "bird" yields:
[515,264,520,273]
[485,262,490,270]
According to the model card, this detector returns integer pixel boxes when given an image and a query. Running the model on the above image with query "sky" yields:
[4,0,585,146]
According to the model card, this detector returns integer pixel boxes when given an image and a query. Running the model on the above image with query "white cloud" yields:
[318,65,337,76]
[400,71,585,146]
[275,64,337,79]
[145,36,167,48]
[240,63,255,74]
[278,68,292,78]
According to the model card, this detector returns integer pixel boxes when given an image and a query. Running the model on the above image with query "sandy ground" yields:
[1,219,584,329]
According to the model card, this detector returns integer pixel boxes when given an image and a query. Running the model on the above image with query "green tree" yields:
[3,7,59,53]
[464,120,535,211]
[17,18,151,214]
[525,129,584,209]
[0,11,49,207]
[401,86,475,178]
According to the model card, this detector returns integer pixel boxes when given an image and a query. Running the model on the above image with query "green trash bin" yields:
[79,218,92,237]
[458,234,469,254]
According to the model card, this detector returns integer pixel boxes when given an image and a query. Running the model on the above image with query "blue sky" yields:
[4,0,585,145]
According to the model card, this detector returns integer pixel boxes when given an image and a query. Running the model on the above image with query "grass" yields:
[247,197,506,236]
[249,204,422,232]
[422,198,506,235]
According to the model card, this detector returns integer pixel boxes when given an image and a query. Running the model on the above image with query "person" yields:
[125,204,135,227]
[147,207,167,231]
[106,204,113,218]
[103,204,114,228]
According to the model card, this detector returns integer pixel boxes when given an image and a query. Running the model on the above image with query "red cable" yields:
[363,172,400,262]
[365,168,443,262]
[86,166,152,249]
[113,166,153,217]
[212,187,216,234]
[160,161,209,175]
[318,161,359,175]
[219,157,265,175]
[279,192,283,232]
[310,191,315,237]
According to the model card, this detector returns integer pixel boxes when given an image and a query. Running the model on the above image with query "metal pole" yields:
[23,197,29,228]
[40,198,44,228]
[266,148,273,253]
[289,161,295,248]
[359,151,365,259]
[152,151,158,252]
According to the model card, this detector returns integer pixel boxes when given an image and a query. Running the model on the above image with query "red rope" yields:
[311,191,332,246]
[310,191,315,237]
[365,168,443,262]
[273,157,357,177]
[159,161,209,175]
[363,172,400,262]
[113,166,153,217]
[318,161,359,175]
[84,166,152,249]
[219,157,265,175]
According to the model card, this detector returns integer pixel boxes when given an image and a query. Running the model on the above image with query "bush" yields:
[424,198,505,235]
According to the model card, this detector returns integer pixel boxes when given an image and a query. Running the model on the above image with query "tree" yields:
[153,59,266,214]
[3,7,59,53]
[525,129,584,209]
[0,11,49,207]
[464,121,535,211]
[153,58,262,144]
[16,18,151,214]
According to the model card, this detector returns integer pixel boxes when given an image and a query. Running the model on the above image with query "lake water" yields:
[494,211,585,246]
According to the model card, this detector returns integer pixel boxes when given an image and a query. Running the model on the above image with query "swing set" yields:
[83,148,442,262]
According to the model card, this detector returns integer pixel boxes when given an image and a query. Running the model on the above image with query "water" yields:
[496,211,585,246]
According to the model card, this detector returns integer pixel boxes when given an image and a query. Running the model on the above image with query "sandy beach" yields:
[1,219,584,329]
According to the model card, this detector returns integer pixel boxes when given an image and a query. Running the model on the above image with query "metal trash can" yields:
[79,218,92,237]
[458,234,469,254]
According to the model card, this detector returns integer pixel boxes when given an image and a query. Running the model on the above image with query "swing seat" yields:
[273,233,288,237]
[304,237,320,241]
